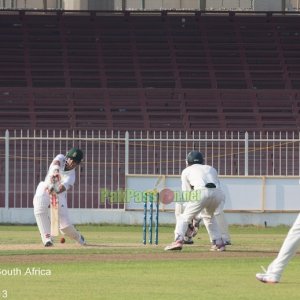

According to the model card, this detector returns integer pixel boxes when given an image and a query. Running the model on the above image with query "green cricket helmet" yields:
[66,147,83,163]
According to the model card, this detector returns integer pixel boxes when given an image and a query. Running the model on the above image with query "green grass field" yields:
[0,224,299,300]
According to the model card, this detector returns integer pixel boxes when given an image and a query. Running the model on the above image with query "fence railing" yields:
[1,130,300,209]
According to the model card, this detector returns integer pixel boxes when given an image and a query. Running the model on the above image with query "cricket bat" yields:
[153,175,165,193]
[144,175,165,197]
[49,171,61,237]
[50,193,59,236]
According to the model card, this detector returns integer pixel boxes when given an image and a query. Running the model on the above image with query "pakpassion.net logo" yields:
[99,188,202,205]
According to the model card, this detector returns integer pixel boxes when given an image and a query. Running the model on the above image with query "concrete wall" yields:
[63,0,114,10]
[0,208,298,227]
[1,0,58,9]
[253,0,282,11]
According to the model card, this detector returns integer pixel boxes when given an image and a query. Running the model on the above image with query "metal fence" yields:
[1,129,300,209]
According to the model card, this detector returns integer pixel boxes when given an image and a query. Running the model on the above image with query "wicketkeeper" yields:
[165,150,226,251]
[175,200,231,245]
[33,147,86,247]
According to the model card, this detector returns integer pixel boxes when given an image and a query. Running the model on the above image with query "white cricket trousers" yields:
[33,181,74,244]
[175,200,231,243]
[175,188,225,244]
[266,212,300,281]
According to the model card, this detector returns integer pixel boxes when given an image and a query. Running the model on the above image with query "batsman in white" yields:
[33,147,86,247]
[165,150,226,251]
[256,213,300,283]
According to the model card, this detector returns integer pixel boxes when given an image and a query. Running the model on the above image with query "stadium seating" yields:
[0,10,300,132]
[3,10,300,208]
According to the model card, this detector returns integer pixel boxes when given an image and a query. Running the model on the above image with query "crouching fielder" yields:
[175,200,231,246]
[33,147,86,247]
[165,150,226,251]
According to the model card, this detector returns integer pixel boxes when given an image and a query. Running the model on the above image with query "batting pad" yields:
[60,225,82,243]
[33,195,51,244]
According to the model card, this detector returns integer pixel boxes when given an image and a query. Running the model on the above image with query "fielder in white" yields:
[256,214,300,283]
[33,147,86,247]
[165,150,226,251]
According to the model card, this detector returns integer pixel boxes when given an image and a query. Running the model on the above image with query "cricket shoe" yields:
[44,241,53,247]
[164,240,183,251]
[256,266,279,284]
[183,237,194,244]
[256,273,279,284]
[210,243,226,252]
[78,235,86,246]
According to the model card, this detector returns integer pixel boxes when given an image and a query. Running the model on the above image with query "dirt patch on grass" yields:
[0,242,281,264]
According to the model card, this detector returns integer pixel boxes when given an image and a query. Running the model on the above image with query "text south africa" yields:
[0,268,52,276]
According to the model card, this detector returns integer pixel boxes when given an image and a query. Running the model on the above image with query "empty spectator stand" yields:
[0,10,300,132]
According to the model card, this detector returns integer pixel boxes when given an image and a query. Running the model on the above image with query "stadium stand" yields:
[0,10,300,131]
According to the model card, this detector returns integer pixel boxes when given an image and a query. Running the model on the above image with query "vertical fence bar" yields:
[26,129,30,207]
[237,131,240,175]
[98,130,101,208]
[230,132,234,175]
[39,130,42,202]
[178,131,182,173]
[84,130,88,209]
[146,131,149,175]
[205,131,208,165]
[140,131,143,174]
[125,131,129,175]
[273,131,276,175]
[299,131,300,176]
[266,131,269,175]
[211,131,214,167]
[198,131,200,155]
[217,131,221,172]
[285,131,288,175]
[172,131,175,175]
[5,130,9,209]
[71,130,75,208]
[117,131,120,208]
[91,130,94,209]
[224,131,227,175]
[245,131,249,176]
[13,130,16,208]
[111,130,114,207]
[20,130,23,207]
[292,131,295,175]
[33,130,36,202]
[104,130,107,208]
[133,131,136,174]
[78,130,82,208]
[153,131,156,174]
[279,131,282,176]
[159,131,162,174]
[185,131,188,161]
[166,131,169,175]
[257,131,260,175]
